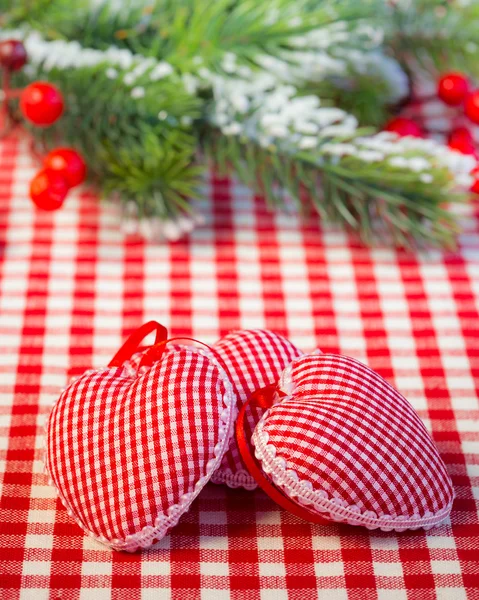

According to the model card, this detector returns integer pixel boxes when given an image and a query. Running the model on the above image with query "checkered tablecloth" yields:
[1,131,478,600]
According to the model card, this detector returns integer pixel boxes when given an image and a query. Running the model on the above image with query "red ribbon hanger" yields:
[235,385,327,525]
[108,321,168,367]
[108,320,227,372]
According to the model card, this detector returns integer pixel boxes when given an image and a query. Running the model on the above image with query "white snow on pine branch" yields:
[0,29,174,86]
[121,201,205,242]
[201,67,474,188]
[323,133,475,187]
[256,48,408,103]
[277,19,408,103]
[216,21,408,106]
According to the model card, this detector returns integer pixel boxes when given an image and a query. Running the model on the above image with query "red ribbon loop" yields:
[250,384,278,410]
[109,324,233,376]
[236,386,326,525]
[108,321,168,367]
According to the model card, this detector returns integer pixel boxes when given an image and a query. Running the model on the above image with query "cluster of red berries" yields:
[0,39,86,210]
[30,148,87,211]
[0,39,64,127]
[384,72,479,194]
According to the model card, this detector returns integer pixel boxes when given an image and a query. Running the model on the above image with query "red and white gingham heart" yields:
[250,354,454,531]
[209,330,304,490]
[118,329,304,490]
[45,330,235,551]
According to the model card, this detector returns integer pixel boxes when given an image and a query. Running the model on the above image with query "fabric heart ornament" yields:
[45,322,236,551]
[244,353,454,531]
[117,329,305,490]
[208,330,304,490]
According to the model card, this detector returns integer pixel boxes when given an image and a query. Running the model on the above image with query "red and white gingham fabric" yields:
[1,123,479,599]
[114,329,304,492]
[210,329,304,490]
[46,347,235,551]
[253,354,454,531]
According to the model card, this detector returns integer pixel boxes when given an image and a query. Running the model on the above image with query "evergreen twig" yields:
[0,0,476,246]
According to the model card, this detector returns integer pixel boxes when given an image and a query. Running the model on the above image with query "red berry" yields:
[20,81,64,127]
[437,72,469,106]
[384,117,422,138]
[44,148,87,188]
[0,39,27,71]
[448,127,476,156]
[471,166,479,195]
[30,169,69,211]
[465,90,479,125]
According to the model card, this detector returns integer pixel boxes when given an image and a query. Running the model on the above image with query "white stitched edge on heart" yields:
[194,345,258,491]
[43,346,237,552]
[210,468,257,490]
[251,417,453,532]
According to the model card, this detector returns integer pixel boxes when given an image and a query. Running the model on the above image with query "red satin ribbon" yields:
[236,386,327,525]
[108,321,168,367]
[108,320,230,374]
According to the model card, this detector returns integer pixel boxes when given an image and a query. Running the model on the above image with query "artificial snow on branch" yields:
[1,0,478,246]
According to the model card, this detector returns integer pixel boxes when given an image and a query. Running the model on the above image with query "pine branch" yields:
[4,0,379,69]
[203,128,466,249]
[384,0,479,79]
[2,0,477,247]
[101,130,204,219]
[4,1,405,128]
[6,31,203,218]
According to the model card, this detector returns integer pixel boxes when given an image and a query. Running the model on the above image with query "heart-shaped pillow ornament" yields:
[209,329,304,490]
[115,328,305,490]
[45,322,236,551]
[243,354,454,532]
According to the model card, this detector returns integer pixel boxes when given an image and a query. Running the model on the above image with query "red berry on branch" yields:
[20,82,64,127]
[384,117,422,138]
[437,72,469,106]
[471,166,479,195]
[464,90,479,125]
[30,169,69,211]
[0,39,27,71]
[44,148,87,188]
[448,127,477,156]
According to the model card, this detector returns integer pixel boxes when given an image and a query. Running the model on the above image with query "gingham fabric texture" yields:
[114,329,304,491]
[1,126,479,599]
[210,329,304,490]
[45,346,235,551]
[253,354,454,531]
